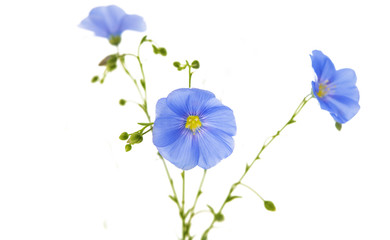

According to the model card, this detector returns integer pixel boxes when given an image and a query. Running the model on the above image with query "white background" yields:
[1,0,389,239]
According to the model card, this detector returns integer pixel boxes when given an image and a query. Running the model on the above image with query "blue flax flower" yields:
[153,88,236,170]
[79,5,146,45]
[311,50,360,124]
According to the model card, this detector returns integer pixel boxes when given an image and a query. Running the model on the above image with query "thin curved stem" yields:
[201,94,313,238]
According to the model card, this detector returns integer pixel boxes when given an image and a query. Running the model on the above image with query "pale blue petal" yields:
[202,106,236,136]
[197,128,234,169]
[330,68,357,86]
[119,14,146,32]
[89,5,126,36]
[326,95,360,123]
[311,50,336,81]
[79,17,109,38]
[157,131,199,170]
[153,99,185,147]
[166,88,215,116]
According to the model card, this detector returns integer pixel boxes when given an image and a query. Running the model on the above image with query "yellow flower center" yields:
[185,115,202,134]
[317,80,330,98]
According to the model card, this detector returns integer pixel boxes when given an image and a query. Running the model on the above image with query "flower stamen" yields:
[317,80,331,98]
[185,115,202,134]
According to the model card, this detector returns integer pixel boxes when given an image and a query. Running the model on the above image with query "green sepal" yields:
[119,132,129,140]
[109,35,121,46]
[335,122,342,131]
[125,144,132,152]
[91,75,99,83]
[119,99,126,106]
[264,200,276,211]
[191,60,200,69]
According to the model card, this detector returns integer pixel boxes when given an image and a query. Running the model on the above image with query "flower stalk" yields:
[201,93,313,239]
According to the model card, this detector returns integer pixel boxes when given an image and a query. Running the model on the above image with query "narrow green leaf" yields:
[226,195,242,203]
[140,35,147,44]
[245,164,250,173]
[206,205,215,215]
[168,195,177,203]
[152,45,159,54]
[138,122,153,126]
[140,79,146,90]
[287,119,296,125]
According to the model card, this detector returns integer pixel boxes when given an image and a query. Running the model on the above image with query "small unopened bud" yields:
[128,132,143,144]
[91,75,99,83]
[119,99,126,106]
[125,144,132,152]
[191,60,200,69]
[119,132,129,140]
[335,122,342,131]
[173,61,181,68]
[264,201,276,211]
[159,48,167,56]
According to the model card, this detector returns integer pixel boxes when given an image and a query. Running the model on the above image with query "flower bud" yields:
[191,60,200,69]
[128,132,143,144]
[91,75,99,83]
[119,99,126,106]
[159,47,167,56]
[125,144,132,152]
[335,122,342,131]
[173,61,181,68]
[264,201,276,211]
[119,132,129,140]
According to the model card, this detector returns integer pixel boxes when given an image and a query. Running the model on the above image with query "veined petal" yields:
[157,131,199,170]
[79,17,109,38]
[166,88,215,116]
[197,128,234,169]
[89,5,126,36]
[311,50,336,81]
[153,99,185,147]
[119,14,146,33]
[330,68,357,86]
[202,106,236,136]
[326,95,360,123]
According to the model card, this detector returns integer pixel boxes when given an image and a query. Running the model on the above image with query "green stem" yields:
[185,170,207,238]
[158,153,181,210]
[201,94,313,238]
[181,171,186,240]
[239,182,264,201]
